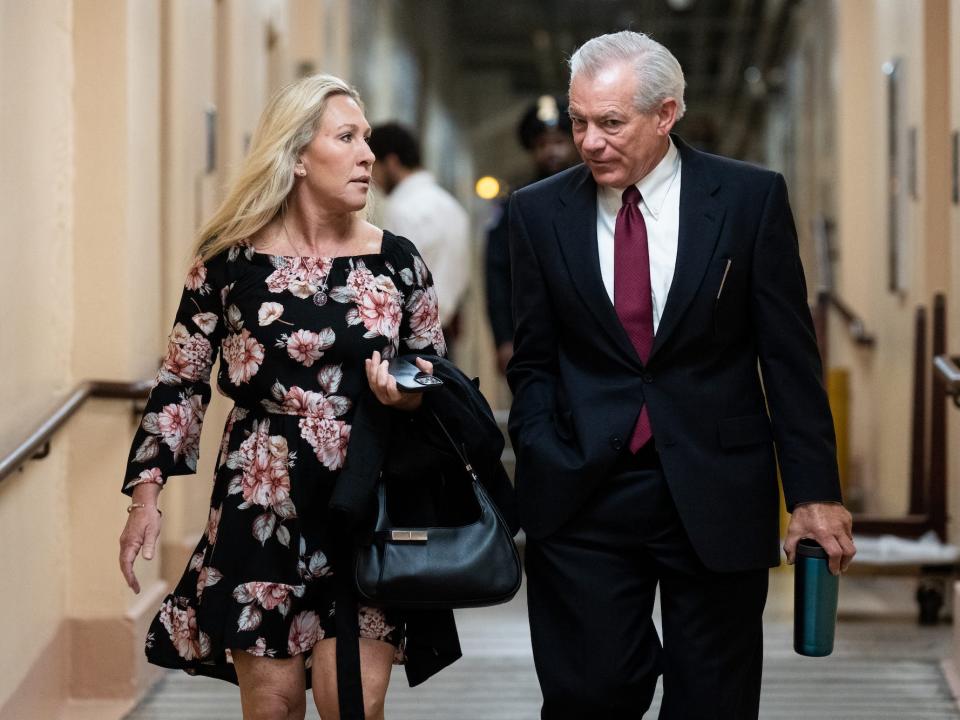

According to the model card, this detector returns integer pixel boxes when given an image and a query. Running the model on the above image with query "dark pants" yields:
[525,448,768,719]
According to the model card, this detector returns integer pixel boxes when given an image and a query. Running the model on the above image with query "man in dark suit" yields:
[507,31,855,719]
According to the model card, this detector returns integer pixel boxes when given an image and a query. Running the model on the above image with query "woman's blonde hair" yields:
[194,74,363,261]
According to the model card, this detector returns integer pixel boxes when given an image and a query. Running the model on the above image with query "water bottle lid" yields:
[796,538,828,558]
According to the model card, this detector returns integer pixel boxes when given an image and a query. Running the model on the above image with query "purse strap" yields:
[429,410,479,482]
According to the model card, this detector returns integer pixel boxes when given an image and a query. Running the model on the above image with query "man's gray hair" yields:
[569,31,687,120]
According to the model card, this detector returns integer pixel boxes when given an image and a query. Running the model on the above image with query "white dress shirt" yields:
[596,138,682,334]
[383,170,470,327]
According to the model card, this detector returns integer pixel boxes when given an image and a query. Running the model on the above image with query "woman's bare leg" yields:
[310,637,395,720]
[233,650,307,720]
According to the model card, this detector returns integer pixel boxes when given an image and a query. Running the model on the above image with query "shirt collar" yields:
[599,137,680,220]
[636,137,679,220]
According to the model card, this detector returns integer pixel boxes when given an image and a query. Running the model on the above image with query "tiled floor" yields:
[125,572,958,719]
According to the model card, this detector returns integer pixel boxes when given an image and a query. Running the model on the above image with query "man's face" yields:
[530,128,578,178]
[569,60,676,188]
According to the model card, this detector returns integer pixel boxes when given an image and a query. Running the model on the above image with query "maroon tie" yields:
[613,186,654,452]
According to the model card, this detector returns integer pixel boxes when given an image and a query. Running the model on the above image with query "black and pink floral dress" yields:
[122,230,446,684]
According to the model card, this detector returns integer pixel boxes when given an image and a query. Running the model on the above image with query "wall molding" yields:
[0,580,166,720]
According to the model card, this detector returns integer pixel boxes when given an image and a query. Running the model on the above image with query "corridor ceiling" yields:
[443,0,799,156]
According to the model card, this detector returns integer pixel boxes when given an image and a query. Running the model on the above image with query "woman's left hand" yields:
[365,350,433,412]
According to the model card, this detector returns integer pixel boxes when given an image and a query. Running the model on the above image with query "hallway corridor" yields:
[3,2,960,718]
[124,575,958,720]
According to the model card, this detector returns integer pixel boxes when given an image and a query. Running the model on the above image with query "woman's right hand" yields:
[365,350,432,412]
[119,485,163,594]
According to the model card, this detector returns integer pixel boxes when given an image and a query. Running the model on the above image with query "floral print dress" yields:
[123,230,446,684]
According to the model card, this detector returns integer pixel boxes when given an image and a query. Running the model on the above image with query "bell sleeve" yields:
[122,252,228,496]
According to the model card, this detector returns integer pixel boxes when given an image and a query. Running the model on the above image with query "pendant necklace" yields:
[282,217,329,306]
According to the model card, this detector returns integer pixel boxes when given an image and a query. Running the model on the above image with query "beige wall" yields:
[0,0,306,714]
[833,0,953,517]
[921,1,952,297]
[158,0,220,565]
[950,0,960,539]
[70,0,165,624]
[218,0,292,180]
[835,0,880,511]
[0,0,74,707]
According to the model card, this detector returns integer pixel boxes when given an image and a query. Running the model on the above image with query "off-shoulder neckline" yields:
[249,229,398,261]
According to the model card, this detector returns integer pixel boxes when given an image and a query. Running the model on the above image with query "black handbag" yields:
[354,412,522,610]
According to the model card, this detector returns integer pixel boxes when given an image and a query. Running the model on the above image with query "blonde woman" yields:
[118,75,447,719]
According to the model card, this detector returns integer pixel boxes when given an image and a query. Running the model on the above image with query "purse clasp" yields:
[390,530,428,543]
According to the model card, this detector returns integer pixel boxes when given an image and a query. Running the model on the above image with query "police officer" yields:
[485,95,578,374]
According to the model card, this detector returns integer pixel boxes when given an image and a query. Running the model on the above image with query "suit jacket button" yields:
[610,435,623,451]
[642,373,654,383]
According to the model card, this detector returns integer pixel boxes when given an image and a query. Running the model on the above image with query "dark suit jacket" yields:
[506,135,842,573]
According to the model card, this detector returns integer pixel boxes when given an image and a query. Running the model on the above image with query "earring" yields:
[295,167,306,177]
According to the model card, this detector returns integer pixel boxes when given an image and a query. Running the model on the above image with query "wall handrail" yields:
[934,354,960,408]
[0,379,153,484]
[816,290,876,347]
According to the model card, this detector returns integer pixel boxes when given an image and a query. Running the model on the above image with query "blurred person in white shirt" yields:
[370,123,470,353]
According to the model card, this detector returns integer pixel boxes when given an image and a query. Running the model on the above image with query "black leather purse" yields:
[354,412,522,610]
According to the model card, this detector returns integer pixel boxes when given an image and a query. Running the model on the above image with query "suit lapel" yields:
[553,166,642,366]
[650,137,725,361]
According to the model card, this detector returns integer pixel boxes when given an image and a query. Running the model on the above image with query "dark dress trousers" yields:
[507,135,842,718]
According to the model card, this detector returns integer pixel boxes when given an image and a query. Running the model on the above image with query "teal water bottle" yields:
[794,539,839,657]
